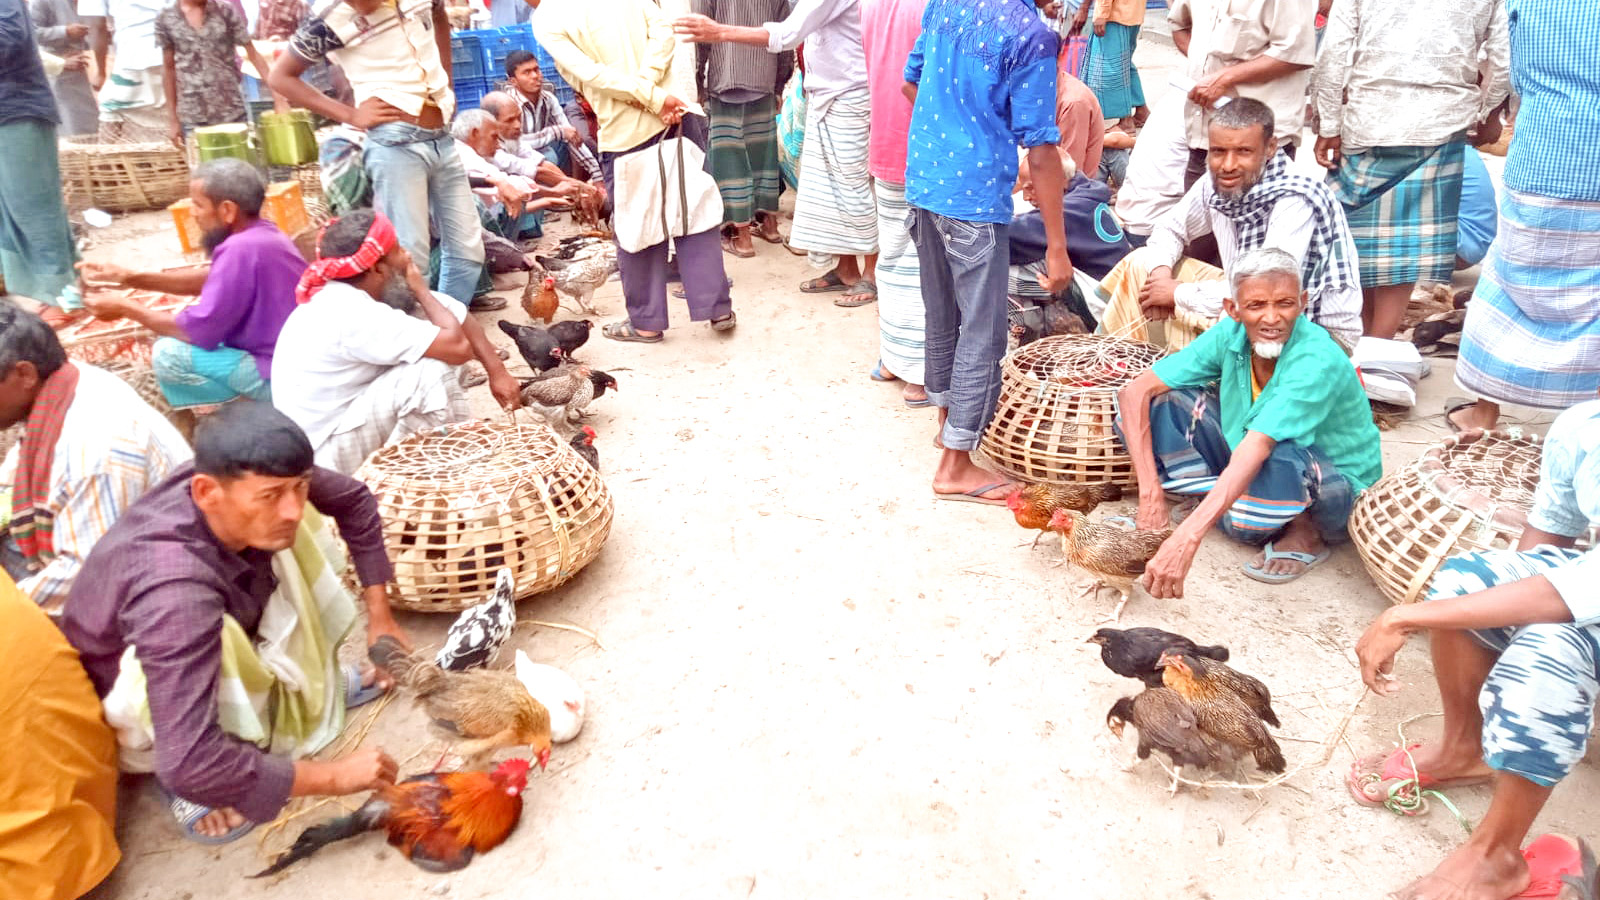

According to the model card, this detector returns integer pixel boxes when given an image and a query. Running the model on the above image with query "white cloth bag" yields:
[612,123,725,254]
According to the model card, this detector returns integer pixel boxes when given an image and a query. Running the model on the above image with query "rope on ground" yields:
[513,618,606,651]
[1361,712,1475,835]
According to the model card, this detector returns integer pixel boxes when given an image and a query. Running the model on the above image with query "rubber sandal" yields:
[834,278,878,308]
[1242,541,1331,584]
[344,663,386,709]
[904,395,933,409]
[710,312,737,333]
[720,234,756,258]
[1443,396,1478,435]
[799,271,848,293]
[1345,743,1492,811]
[602,321,664,343]
[167,790,255,845]
[869,361,898,382]
[1515,834,1596,899]
[934,481,1014,506]
[754,221,784,244]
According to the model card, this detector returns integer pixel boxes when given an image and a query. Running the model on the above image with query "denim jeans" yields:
[909,207,1010,452]
[364,123,486,304]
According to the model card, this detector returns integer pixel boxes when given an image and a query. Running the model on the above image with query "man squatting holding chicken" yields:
[1116,247,1383,591]
[59,401,411,842]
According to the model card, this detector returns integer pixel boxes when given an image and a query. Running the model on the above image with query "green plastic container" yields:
[260,111,317,166]
[194,123,255,164]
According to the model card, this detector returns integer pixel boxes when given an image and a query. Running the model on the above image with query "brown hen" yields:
[1006,481,1124,548]
[1048,509,1171,622]
[521,275,559,324]
[1107,687,1226,794]
[1158,650,1285,775]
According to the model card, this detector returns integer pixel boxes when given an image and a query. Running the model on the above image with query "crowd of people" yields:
[1,0,1598,897]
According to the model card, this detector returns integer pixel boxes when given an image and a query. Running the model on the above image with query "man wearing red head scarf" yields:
[271,209,511,474]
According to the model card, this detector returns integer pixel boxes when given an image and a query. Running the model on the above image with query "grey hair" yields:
[0,302,68,381]
[480,91,517,117]
[1229,247,1302,296]
[192,158,266,216]
[451,108,497,142]
[1209,97,1275,143]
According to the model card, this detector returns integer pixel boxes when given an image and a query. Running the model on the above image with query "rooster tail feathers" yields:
[1254,735,1287,774]
[369,636,447,695]
[250,808,380,878]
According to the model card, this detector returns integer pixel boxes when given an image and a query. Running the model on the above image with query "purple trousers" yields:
[601,118,732,332]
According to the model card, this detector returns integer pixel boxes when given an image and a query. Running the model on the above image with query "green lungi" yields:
[708,95,781,226]
[0,119,77,306]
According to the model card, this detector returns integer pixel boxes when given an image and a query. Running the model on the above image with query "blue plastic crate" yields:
[450,33,485,82]
[452,74,492,112]
[481,24,536,79]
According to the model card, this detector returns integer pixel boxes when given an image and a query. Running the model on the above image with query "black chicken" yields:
[1106,687,1226,794]
[548,319,593,359]
[497,320,564,373]
[1088,627,1230,689]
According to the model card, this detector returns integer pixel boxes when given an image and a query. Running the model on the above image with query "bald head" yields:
[481,91,516,116]
[481,91,521,140]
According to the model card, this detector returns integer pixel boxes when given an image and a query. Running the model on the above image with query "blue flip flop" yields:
[1242,542,1331,584]
[345,663,386,709]
[167,790,255,845]
[869,360,898,382]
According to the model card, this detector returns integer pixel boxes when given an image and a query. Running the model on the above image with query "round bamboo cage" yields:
[59,138,190,213]
[1350,429,1545,605]
[356,420,613,612]
[980,333,1165,486]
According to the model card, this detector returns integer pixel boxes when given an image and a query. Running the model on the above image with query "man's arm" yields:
[29,0,71,51]
[1143,431,1277,598]
[405,264,473,364]
[162,46,182,146]
[1476,0,1510,130]
[81,293,191,340]
[1025,144,1074,294]
[269,26,403,128]
[1117,370,1176,531]
[77,261,209,295]
[459,314,523,411]
[1189,55,1310,109]
[1138,182,1214,320]
[305,466,409,654]
[432,0,451,87]
[1309,0,1355,167]
[83,7,106,87]
[1168,0,1191,55]
[673,0,835,53]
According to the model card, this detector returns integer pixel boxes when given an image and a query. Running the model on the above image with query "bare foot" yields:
[193,806,247,839]
[1249,514,1327,577]
[731,224,755,255]
[932,448,1015,501]
[933,408,948,449]
[755,213,782,243]
[903,383,928,404]
[1390,839,1530,900]
[1382,741,1498,783]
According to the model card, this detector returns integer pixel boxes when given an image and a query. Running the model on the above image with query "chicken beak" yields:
[536,747,551,770]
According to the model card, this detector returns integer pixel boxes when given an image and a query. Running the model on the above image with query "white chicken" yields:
[513,650,586,743]
[434,568,517,671]
[533,245,618,315]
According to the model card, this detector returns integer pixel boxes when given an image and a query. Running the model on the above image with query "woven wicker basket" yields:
[980,333,1165,486]
[1350,429,1545,605]
[59,138,190,213]
[356,420,613,613]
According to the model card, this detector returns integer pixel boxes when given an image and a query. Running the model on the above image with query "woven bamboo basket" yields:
[980,333,1165,486]
[356,420,613,613]
[1350,429,1545,605]
[59,138,190,213]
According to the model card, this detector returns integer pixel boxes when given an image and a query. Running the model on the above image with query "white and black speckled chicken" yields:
[435,568,517,672]
[534,244,617,315]
[520,366,617,431]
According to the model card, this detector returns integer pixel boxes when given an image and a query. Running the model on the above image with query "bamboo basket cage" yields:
[59,138,190,213]
[1349,429,1545,605]
[355,420,613,613]
[980,333,1165,487]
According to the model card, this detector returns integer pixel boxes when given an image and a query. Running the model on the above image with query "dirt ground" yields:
[78,36,1599,900]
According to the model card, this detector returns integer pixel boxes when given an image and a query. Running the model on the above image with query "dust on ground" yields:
[80,37,1597,900]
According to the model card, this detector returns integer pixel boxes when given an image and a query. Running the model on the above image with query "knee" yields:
[149,337,188,379]
[1479,626,1599,785]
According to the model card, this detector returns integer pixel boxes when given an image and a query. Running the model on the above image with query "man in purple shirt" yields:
[79,158,304,411]
[60,402,408,842]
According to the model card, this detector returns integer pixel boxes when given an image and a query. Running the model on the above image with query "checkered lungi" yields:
[1426,546,1600,787]
[708,96,781,226]
[150,338,271,409]
[1328,138,1465,288]
[313,358,469,475]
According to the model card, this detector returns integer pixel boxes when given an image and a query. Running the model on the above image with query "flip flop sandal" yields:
[720,234,756,258]
[710,312,737,333]
[345,663,386,709]
[167,790,255,845]
[1345,743,1492,812]
[799,271,849,293]
[603,321,664,343]
[1242,541,1331,585]
[1515,834,1598,899]
[904,395,933,409]
[869,361,899,382]
[934,481,1014,506]
[780,239,808,256]
[834,279,878,308]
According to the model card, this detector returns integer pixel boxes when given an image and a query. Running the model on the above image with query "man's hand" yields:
[659,95,688,125]
[495,179,529,209]
[329,748,399,794]
[1135,490,1170,531]
[65,22,89,39]
[1356,608,1411,696]
[901,81,918,104]
[1093,20,1107,36]
[1070,5,1089,33]
[89,66,104,90]
[1038,246,1074,296]
[672,13,724,43]
[1188,69,1232,109]
[63,51,89,71]
[1314,134,1342,170]
[562,125,580,144]
[1141,531,1199,599]
[351,98,405,129]
[76,259,133,287]
[489,370,523,411]
[168,118,185,150]
[80,292,133,321]
[1472,111,1505,148]
[1138,267,1178,321]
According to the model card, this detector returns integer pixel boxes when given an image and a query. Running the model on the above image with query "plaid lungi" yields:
[708,96,781,226]
[1329,139,1465,288]
[149,338,271,410]
[315,357,470,475]
[1456,187,1600,409]
[1080,23,1146,120]
[788,86,877,256]
[875,181,925,386]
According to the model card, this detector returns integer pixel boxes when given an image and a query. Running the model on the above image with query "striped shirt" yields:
[691,0,793,101]
[1,364,192,614]
[1502,0,1600,201]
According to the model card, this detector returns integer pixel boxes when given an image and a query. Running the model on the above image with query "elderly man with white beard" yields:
[1115,247,1382,594]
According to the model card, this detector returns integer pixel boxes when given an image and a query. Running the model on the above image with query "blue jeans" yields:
[909,207,1010,452]
[364,123,485,304]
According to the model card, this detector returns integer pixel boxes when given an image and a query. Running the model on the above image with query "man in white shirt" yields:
[271,209,484,474]
[451,107,571,239]
[1097,99,1362,352]
[79,0,168,139]
[1113,0,1315,243]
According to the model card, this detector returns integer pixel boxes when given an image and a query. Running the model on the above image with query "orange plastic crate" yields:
[168,197,202,254]
[263,180,309,236]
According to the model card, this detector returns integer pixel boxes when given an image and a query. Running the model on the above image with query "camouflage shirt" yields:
[154,0,249,128]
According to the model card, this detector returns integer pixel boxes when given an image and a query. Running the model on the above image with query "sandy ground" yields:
[75,36,1600,900]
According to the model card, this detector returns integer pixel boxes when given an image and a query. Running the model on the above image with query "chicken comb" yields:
[494,757,533,784]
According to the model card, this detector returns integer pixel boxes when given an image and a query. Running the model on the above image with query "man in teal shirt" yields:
[1118,247,1381,595]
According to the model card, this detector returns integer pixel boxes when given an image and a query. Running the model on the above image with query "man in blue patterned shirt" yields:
[905,0,1073,504]
[1354,399,1600,897]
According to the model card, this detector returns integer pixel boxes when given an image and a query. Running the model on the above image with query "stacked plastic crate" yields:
[453,22,576,109]
[450,30,491,110]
